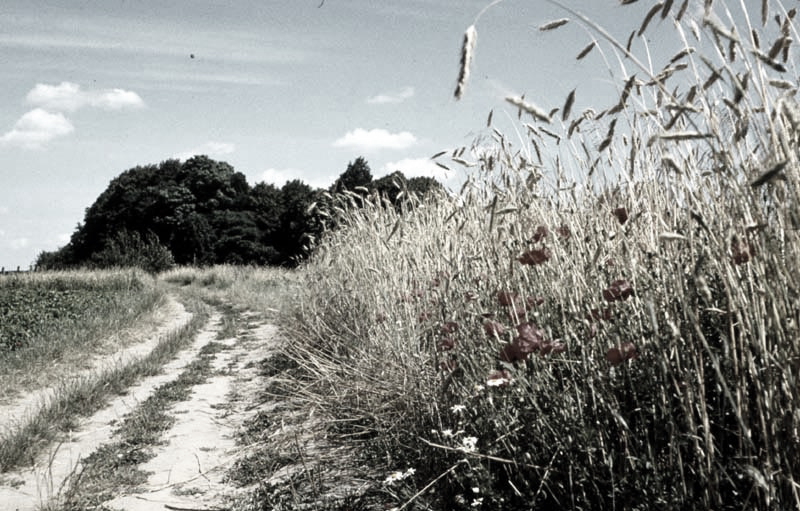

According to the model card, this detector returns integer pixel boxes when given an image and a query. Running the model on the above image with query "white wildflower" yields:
[451,404,467,414]
[486,376,511,387]
[471,497,484,507]
[460,436,478,453]
[383,468,416,485]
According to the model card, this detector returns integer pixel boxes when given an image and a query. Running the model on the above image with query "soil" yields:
[0,297,279,511]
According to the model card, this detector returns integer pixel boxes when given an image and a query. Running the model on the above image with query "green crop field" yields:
[0,270,164,401]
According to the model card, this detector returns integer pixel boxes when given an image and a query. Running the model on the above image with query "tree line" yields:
[36,156,441,272]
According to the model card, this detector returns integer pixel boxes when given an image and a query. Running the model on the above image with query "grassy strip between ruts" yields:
[0,298,209,475]
[44,337,230,511]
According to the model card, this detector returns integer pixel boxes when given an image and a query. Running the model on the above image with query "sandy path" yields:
[0,294,192,438]
[104,322,276,511]
[0,301,212,511]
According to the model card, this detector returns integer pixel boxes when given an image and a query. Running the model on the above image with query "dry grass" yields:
[264,1,800,509]
[161,265,298,317]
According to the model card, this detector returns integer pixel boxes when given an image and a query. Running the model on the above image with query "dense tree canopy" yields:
[330,156,373,193]
[37,155,442,271]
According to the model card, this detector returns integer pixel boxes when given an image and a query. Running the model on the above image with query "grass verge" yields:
[0,269,165,403]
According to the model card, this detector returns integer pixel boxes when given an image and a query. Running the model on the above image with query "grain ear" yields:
[576,41,596,60]
[454,25,477,100]
[562,89,576,121]
[539,18,569,31]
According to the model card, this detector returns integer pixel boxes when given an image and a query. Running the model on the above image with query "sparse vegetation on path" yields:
[0,269,294,511]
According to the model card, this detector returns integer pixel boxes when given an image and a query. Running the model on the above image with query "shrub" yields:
[91,230,174,274]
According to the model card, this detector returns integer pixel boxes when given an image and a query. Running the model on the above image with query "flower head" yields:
[383,467,417,485]
[451,404,467,414]
[606,341,639,366]
[518,247,551,265]
[460,436,479,452]
[603,279,634,302]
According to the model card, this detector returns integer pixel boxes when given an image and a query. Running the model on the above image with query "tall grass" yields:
[282,1,800,509]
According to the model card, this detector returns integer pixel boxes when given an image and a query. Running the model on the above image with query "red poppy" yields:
[438,336,457,351]
[483,320,506,337]
[518,247,551,265]
[603,279,634,302]
[497,290,518,306]
[606,341,638,366]
[532,225,548,242]
[587,308,614,322]
[526,296,545,308]
[441,321,459,334]
[731,236,752,265]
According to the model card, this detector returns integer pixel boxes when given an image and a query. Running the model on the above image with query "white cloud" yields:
[367,86,415,104]
[174,141,236,160]
[25,82,82,111]
[92,88,146,110]
[259,168,334,189]
[381,157,452,182]
[56,233,72,244]
[10,238,29,250]
[0,108,74,149]
[26,81,145,112]
[332,128,417,151]
[0,82,144,149]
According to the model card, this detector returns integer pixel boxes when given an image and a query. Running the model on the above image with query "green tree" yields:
[276,179,319,265]
[252,182,284,265]
[407,175,443,197]
[331,156,373,193]
[41,156,272,268]
[371,170,407,205]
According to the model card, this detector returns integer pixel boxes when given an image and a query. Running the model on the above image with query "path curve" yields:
[0,294,192,438]
[0,295,198,510]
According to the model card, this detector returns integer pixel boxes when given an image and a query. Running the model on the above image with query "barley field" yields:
[274,1,800,509]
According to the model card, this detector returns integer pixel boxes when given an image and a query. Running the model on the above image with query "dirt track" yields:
[0,297,278,511]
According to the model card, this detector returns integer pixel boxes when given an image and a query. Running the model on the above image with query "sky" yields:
[0,0,685,269]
